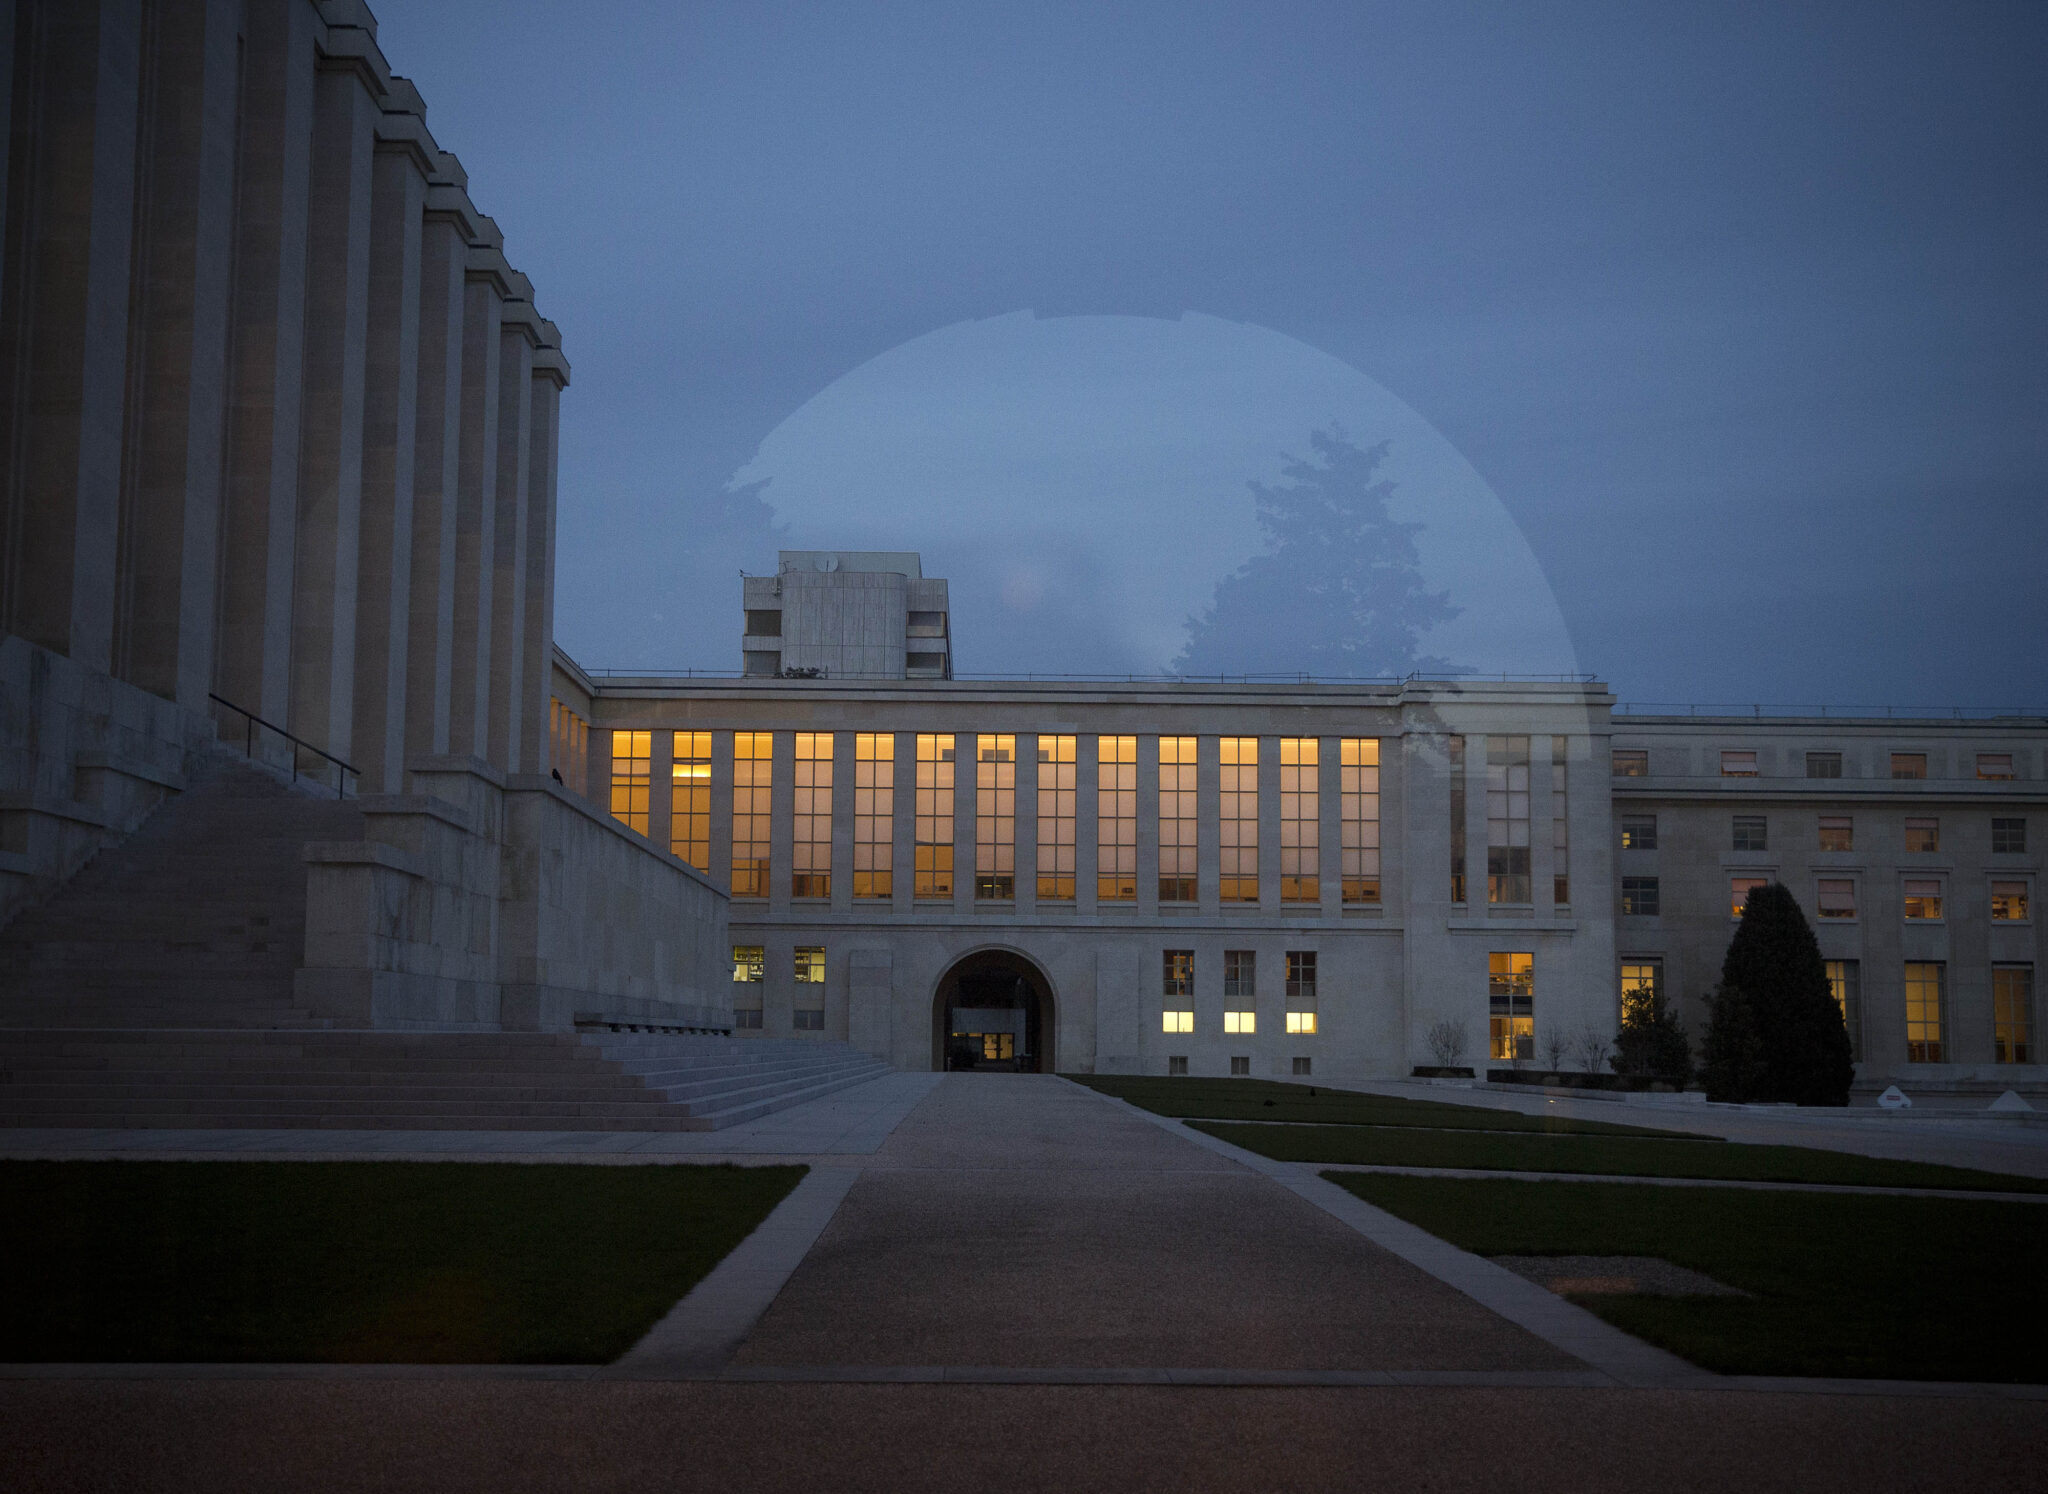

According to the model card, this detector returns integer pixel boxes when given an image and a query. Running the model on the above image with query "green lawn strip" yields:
[1193,1120,2048,1193]
[0,1159,805,1364]
[1323,1172,2048,1382]
[1063,1073,1693,1137]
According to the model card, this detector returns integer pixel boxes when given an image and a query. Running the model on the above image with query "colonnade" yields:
[0,0,567,791]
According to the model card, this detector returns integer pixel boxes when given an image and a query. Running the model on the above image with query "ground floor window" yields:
[793,1010,824,1031]
[1825,959,1861,1062]
[1224,1010,1255,1034]
[1168,1056,1188,1076]
[1619,959,1662,1022]
[1994,965,2033,1064]
[1904,961,1945,1063]
[1490,952,1534,1060]
[734,1009,763,1029]
[1292,1056,1312,1076]
[1229,1056,1250,1076]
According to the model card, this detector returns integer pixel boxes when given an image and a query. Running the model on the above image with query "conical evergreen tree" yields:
[1700,982,1766,1102]
[1715,881,1854,1105]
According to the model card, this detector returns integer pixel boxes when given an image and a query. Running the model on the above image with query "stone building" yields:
[742,551,952,680]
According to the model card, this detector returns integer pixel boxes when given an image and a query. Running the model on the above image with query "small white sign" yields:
[1877,1085,1911,1110]
[1988,1090,2035,1113]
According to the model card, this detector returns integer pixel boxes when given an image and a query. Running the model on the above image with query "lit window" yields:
[1619,815,1657,850]
[1904,817,1939,854]
[1621,877,1659,916]
[671,731,711,871]
[731,732,772,897]
[794,946,825,984]
[1224,1010,1255,1034]
[1978,753,2015,781]
[609,730,651,835]
[1994,966,2033,1064]
[1097,735,1136,901]
[1551,736,1569,905]
[1890,752,1927,780]
[1903,879,1943,920]
[1991,881,2029,921]
[792,733,833,899]
[1806,751,1842,779]
[731,944,765,983]
[1816,879,1856,920]
[1730,877,1767,918]
[1733,815,1768,852]
[1489,952,1534,1060]
[915,734,954,899]
[1224,950,1255,999]
[1619,960,1661,1022]
[1159,737,1197,902]
[1162,949,1194,999]
[1221,737,1259,902]
[1486,735,1531,904]
[975,735,1015,900]
[1827,959,1862,1062]
[1162,1010,1194,1034]
[855,733,894,898]
[1818,816,1853,852]
[1036,735,1076,899]
[1340,738,1381,903]
[1904,962,1944,1062]
[1285,951,1316,999]
[1229,1056,1250,1076]
[1992,817,2027,854]
[1286,1011,1317,1035]
[1281,738,1319,902]
[1720,750,1757,777]
[1611,749,1647,778]
[1449,736,1467,902]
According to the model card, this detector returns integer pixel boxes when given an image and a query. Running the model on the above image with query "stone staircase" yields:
[0,1030,894,1131]
[0,752,362,1029]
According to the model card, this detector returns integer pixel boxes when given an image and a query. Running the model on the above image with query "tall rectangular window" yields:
[1285,951,1316,999]
[976,735,1016,900]
[1826,959,1862,1062]
[1619,959,1662,1021]
[1281,738,1318,903]
[609,730,651,835]
[1551,737,1569,905]
[1891,752,1927,780]
[1978,753,2016,781]
[1339,738,1380,904]
[1489,952,1534,1060]
[1224,950,1255,998]
[915,734,955,899]
[1905,817,1940,853]
[1806,751,1842,778]
[732,943,765,1029]
[1097,735,1136,901]
[1159,737,1197,902]
[1220,736,1259,902]
[794,945,825,1030]
[1162,949,1194,1033]
[1992,817,2027,854]
[1994,966,2033,1064]
[854,733,894,898]
[1449,736,1467,902]
[731,732,772,897]
[1904,961,1944,1062]
[1487,736,1531,904]
[1991,881,2029,921]
[1818,816,1853,852]
[670,731,711,871]
[1037,735,1076,900]
[792,733,832,899]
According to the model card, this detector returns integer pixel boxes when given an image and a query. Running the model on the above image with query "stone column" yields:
[485,288,537,773]
[1258,734,1281,913]
[1076,735,1099,916]
[1136,733,1160,918]
[648,723,674,856]
[768,729,792,915]
[350,84,428,792]
[830,729,853,914]
[1319,735,1343,919]
[111,0,238,712]
[401,158,473,764]
[447,225,506,760]
[953,733,974,913]
[1015,732,1039,916]
[1197,734,1221,916]
[0,0,143,672]
[215,0,318,726]
[519,328,567,775]
[889,730,914,915]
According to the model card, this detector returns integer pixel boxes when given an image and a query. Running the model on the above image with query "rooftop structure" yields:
[742,552,951,680]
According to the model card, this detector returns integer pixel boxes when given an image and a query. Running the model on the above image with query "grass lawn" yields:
[1194,1121,2048,1193]
[0,1159,805,1364]
[1064,1073,1692,1137]
[1330,1172,2048,1381]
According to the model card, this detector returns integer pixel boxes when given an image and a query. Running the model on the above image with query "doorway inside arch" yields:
[932,951,1056,1073]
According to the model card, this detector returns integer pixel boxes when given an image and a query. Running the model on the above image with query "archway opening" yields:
[931,950,1056,1073]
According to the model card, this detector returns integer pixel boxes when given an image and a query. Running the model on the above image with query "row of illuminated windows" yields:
[623,730,1383,905]
[1160,949,1320,1034]
[1614,748,2026,781]
[1619,875,2030,923]
[730,943,825,1031]
[1619,813,2028,856]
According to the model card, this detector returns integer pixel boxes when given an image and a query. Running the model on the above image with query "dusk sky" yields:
[374,0,2046,707]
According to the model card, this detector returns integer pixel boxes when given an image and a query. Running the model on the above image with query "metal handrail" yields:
[1615,702,2047,721]
[579,667,1604,686]
[207,692,358,799]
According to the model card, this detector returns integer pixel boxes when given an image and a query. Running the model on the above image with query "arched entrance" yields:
[931,949,1057,1073]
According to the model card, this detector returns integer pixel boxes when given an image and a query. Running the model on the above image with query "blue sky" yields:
[372,0,2046,705]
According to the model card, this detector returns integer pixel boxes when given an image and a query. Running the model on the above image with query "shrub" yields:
[1611,995,1692,1084]
[1426,1019,1469,1069]
[1701,981,1767,1102]
[1714,881,1853,1105]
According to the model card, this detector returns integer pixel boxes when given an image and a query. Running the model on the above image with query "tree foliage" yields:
[1706,881,1854,1105]
[1611,993,1693,1083]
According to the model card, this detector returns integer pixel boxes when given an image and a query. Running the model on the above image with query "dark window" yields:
[733,1009,763,1030]
[1223,950,1255,998]
[1229,1056,1251,1076]
[907,652,945,672]
[1891,753,1927,780]
[1612,749,1648,778]
[1733,816,1768,852]
[1292,1057,1312,1077]
[1285,951,1317,999]
[1621,877,1661,916]
[1168,1055,1189,1076]
[1905,817,1940,854]
[744,609,781,636]
[1993,817,2027,854]
[1819,816,1853,852]
[1620,815,1657,850]
[1806,751,1842,778]
[793,1009,824,1031]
